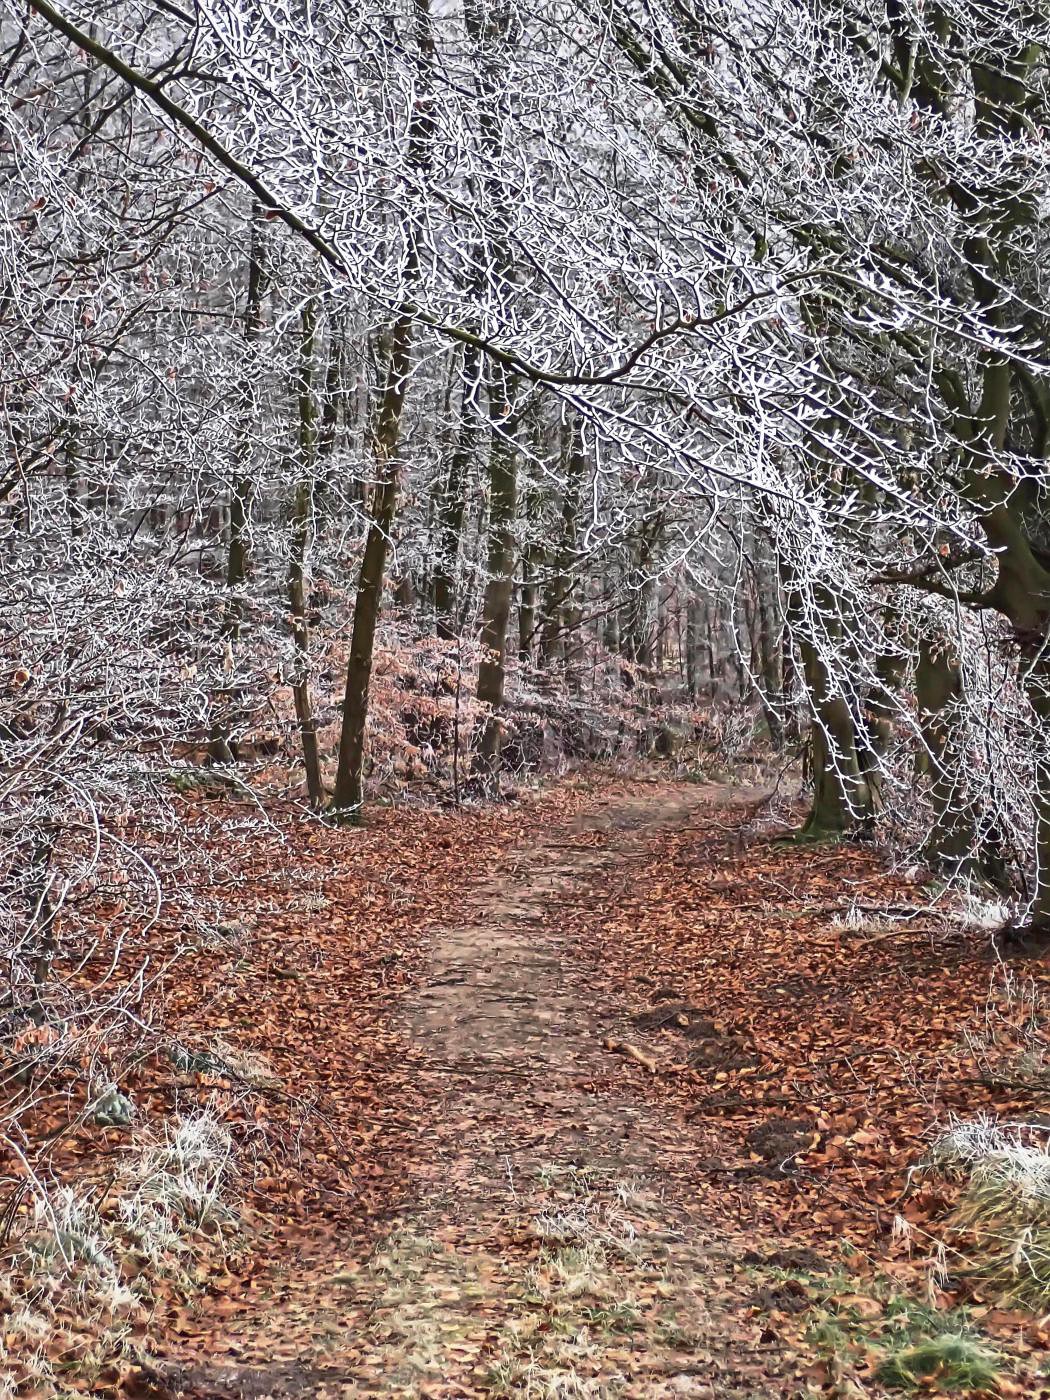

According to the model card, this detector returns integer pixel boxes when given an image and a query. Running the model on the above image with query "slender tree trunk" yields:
[474,366,519,786]
[288,296,324,809]
[26,832,57,1027]
[288,469,323,808]
[331,0,435,816]
[314,313,344,520]
[685,597,701,698]
[757,572,785,747]
[1025,648,1050,929]
[604,586,621,655]
[625,575,655,666]
[210,208,265,764]
[519,545,538,665]
[777,538,872,836]
[622,509,662,668]
[655,584,669,672]
[914,636,977,864]
[857,644,905,812]
[975,514,1050,926]
[332,314,413,816]
[226,212,265,599]
[735,594,751,701]
[799,633,871,835]
[433,346,479,639]
[462,0,523,784]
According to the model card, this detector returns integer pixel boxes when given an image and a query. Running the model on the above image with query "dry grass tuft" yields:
[0,1107,239,1392]
[925,1115,1050,1310]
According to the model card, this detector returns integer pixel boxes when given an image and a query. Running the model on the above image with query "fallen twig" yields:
[604,1037,659,1072]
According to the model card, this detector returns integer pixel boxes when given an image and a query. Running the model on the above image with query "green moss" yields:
[805,1315,852,1355]
[163,766,233,795]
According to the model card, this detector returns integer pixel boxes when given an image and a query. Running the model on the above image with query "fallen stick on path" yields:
[604,1037,659,1073]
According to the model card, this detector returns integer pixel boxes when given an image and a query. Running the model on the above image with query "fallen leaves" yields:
[11,772,1050,1397]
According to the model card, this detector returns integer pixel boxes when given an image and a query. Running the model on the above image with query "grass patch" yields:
[769,1259,1008,1395]
[577,1299,642,1333]
[875,1333,1001,1392]
[486,1354,613,1399]
[960,968,1050,1092]
[791,1114,1050,1394]
[487,1165,698,1392]
[923,1115,1050,1310]
[359,1160,708,1396]
[0,1107,239,1393]
[360,1160,721,1396]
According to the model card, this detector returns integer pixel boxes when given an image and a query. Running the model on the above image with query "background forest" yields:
[5,0,1050,1395]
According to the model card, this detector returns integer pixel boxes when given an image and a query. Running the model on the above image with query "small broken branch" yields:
[604,1037,659,1073]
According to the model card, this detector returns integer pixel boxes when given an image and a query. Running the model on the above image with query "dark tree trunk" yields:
[332,314,413,816]
[210,208,265,765]
[331,0,435,817]
[914,634,988,876]
[539,422,585,666]
[288,296,324,809]
[519,545,539,665]
[474,366,519,786]
[433,346,479,640]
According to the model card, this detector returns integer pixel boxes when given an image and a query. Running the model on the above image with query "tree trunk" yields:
[288,296,324,809]
[433,346,479,639]
[210,208,265,764]
[705,607,719,695]
[604,590,620,655]
[983,529,1050,928]
[332,313,413,816]
[857,634,906,813]
[474,366,519,787]
[226,213,264,598]
[331,0,434,816]
[314,312,345,519]
[624,574,655,667]
[539,427,586,668]
[791,598,872,837]
[757,574,785,747]
[1025,649,1050,929]
[685,597,701,698]
[519,545,538,665]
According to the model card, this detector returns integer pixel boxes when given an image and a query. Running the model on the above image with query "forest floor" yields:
[21,768,1050,1398]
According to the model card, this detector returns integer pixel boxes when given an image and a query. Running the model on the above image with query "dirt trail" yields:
[154,782,782,1399]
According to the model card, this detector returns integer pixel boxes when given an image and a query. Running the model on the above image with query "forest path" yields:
[152,781,782,1399]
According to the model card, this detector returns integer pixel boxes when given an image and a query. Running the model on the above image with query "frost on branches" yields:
[3,0,1050,1334]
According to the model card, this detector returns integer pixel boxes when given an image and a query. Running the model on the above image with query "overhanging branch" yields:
[26,0,812,392]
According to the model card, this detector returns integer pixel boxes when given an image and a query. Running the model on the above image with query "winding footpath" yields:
[152,782,785,1399]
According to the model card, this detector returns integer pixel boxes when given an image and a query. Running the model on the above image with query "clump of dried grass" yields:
[0,1107,239,1391]
[924,1115,1050,1310]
